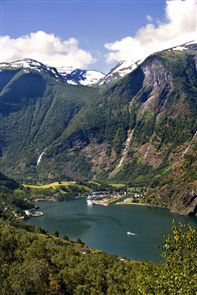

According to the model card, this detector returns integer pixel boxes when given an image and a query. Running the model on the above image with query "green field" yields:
[24,181,78,189]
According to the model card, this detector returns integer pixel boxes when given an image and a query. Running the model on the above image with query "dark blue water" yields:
[28,199,197,262]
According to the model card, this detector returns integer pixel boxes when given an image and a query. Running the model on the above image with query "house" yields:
[79,248,91,255]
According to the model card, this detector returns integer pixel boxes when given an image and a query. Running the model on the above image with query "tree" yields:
[77,238,84,245]
[137,222,197,295]
[53,230,59,237]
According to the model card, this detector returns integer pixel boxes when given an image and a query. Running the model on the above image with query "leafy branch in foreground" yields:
[137,222,197,295]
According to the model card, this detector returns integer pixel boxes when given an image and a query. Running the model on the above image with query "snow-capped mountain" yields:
[0,58,105,86]
[98,59,143,85]
[1,41,196,87]
[168,41,197,52]
[57,66,105,85]
[98,40,197,86]
[0,58,62,80]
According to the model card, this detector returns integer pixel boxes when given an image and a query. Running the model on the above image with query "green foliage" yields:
[0,172,19,190]
[0,69,20,91]
[0,172,33,216]
[156,115,195,148]
[181,141,197,182]
[71,153,93,178]
[134,111,156,145]
[0,71,46,115]
[116,159,154,184]
[113,127,127,154]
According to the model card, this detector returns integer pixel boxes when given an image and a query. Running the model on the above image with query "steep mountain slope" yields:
[0,172,19,191]
[0,172,24,214]
[0,46,196,214]
[0,67,98,180]
[47,49,196,174]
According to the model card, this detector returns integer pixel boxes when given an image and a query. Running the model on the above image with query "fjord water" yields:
[28,199,197,262]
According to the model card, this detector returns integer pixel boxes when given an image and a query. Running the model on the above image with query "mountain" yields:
[57,66,105,85]
[0,172,24,214]
[0,64,98,180]
[0,172,19,191]
[99,40,197,85]
[0,59,105,86]
[98,59,143,85]
[0,59,62,81]
[0,44,196,214]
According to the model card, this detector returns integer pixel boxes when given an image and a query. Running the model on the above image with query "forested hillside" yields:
[0,217,196,295]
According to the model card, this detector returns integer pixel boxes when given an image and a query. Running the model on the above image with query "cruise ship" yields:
[87,199,94,206]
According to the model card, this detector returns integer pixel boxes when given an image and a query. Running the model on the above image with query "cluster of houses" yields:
[87,190,126,206]
[86,186,152,206]
[10,208,44,219]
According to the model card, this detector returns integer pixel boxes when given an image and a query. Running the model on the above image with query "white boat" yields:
[87,199,94,206]
[32,211,44,217]
[127,231,136,236]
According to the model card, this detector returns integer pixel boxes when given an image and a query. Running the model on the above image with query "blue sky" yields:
[0,0,195,72]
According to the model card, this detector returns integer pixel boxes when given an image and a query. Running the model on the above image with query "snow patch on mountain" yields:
[57,67,105,86]
[0,58,61,80]
[0,59,105,86]
[168,40,197,52]
[98,59,143,85]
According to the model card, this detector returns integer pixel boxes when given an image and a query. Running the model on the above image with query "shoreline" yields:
[116,201,165,209]
[33,196,163,209]
[31,196,196,217]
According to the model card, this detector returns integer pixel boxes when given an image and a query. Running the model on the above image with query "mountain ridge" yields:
[1,41,196,87]
[0,58,105,86]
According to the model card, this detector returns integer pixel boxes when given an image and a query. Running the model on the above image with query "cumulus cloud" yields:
[146,15,153,22]
[0,31,96,68]
[105,0,197,64]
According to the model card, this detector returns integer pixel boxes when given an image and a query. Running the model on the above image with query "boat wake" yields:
[127,231,136,236]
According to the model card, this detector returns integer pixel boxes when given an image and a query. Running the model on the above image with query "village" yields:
[86,186,152,206]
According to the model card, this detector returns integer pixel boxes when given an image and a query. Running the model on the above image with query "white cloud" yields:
[146,15,152,22]
[105,0,197,64]
[0,31,96,68]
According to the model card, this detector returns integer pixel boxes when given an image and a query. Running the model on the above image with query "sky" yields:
[0,0,196,72]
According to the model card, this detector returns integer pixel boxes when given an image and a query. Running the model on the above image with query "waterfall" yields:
[181,131,197,158]
[109,129,134,178]
[143,145,150,161]
[117,129,134,169]
[37,148,47,165]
